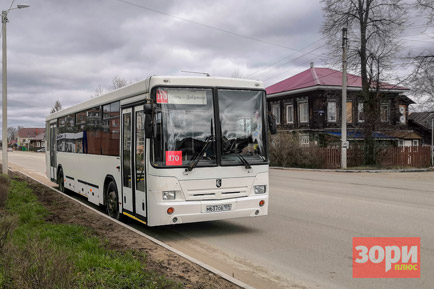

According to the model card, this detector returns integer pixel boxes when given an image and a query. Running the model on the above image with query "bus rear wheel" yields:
[106,181,121,220]
[58,169,66,193]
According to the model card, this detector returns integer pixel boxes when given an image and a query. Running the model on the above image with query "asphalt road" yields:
[3,151,434,289]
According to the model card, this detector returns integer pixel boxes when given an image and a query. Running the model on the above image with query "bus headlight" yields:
[162,191,176,200]
[254,185,266,194]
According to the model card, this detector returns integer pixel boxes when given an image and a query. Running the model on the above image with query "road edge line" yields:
[13,170,255,289]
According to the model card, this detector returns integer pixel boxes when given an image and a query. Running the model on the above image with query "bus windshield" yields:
[219,89,267,166]
[152,87,267,168]
[153,88,216,167]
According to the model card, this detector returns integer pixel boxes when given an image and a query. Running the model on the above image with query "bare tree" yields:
[408,0,434,110]
[231,69,245,79]
[111,75,128,90]
[93,85,105,98]
[50,100,62,114]
[92,76,130,98]
[7,127,17,142]
[416,0,434,24]
[321,0,406,164]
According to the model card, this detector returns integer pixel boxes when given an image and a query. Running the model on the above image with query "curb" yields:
[270,166,434,173]
[12,169,255,289]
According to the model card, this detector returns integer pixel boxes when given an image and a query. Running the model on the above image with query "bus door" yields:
[121,106,147,219]
[49,122,57,181]
[134,105,147,218]
[121,108,134,213]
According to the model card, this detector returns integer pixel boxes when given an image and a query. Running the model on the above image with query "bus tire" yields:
[106,181,121,220]
[57,169,66,193]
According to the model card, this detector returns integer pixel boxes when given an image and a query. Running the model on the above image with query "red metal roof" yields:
[18,128,45,138]
[266,67,409,95]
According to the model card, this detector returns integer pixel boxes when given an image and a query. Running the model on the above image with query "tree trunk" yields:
[360,0,376,165]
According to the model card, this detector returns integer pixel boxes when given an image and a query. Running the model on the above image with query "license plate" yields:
[206,204,232,213]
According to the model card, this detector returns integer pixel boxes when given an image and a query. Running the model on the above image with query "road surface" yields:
[3,151,434,289]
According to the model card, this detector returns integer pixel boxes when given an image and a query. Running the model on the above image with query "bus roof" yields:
[46,76,264,121]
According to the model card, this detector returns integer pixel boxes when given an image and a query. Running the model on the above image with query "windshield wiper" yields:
[221,137,251,169]
[185,135,214,172]
[236,153,252,169]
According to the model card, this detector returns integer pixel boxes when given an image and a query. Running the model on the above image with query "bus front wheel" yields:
[106,181,121,220]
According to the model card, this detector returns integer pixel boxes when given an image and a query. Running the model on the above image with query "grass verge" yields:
[0,176,181,289]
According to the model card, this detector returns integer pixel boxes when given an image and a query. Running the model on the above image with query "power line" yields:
[6,100,47,109]
[399,37,434,44]
[261,44,329,82]
[245,38,326,78]
[113,0,322,55]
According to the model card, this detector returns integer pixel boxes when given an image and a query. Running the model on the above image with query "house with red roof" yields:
[17,128,46,150]
[266,63,421,147]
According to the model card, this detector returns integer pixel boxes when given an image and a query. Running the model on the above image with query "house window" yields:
[358,103,365,123]
[346,101,353,123]
[272,105,280,125]
[286,105,294,124]
[299,102,309,123]
[380,104,390,123]
[300,134,309,146]
[327,102,337,122]
[413,140,419,146]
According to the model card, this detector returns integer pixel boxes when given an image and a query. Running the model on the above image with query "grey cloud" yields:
[2,0,327,132]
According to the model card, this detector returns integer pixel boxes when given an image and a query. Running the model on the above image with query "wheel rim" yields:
[59,173,64,192]
[107,190,118,217]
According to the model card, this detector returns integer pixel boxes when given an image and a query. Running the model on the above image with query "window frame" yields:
[298,101,309,123]
[346,101,353,123]
[327,101,337,123]
[300,134,309,146]
[380,103,390,123]
[272,104,281,125]
[358,103,365,123]
[285,104,294,124]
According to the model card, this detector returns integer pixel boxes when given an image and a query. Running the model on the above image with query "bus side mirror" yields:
[268,113,277,135]
[145,114,155,139]
[144,100,156,139]
[144,103,153,114]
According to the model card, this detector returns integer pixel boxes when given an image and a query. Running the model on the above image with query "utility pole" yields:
[341,27,348,169]
[1,5,30,175]
[2,10,8,175]
[431,116,433,167]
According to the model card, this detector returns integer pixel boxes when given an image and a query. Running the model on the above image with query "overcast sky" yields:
[0,0,432,136]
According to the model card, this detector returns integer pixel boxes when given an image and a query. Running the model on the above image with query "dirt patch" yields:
[14,172,240,289]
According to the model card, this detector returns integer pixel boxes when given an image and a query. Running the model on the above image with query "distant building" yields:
[266,64,421,147]
[17,128,46,150]
[408,111,434,146]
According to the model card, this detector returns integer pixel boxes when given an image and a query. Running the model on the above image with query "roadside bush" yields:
[3,239,75,289]
[269,132,323,168]
[0,175,9,209]
[0,215,16,251]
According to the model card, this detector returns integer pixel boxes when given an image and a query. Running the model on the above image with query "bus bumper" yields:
[148,195,269,226]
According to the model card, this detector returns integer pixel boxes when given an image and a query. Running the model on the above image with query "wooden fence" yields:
[296,146,431,169]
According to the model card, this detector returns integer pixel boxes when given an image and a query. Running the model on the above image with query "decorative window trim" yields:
[286,104,294,124]
[327,101,337,123]
[358,103,365,123]
[380,103,390,123]
[298,101,309,123]
[272,104,280,125]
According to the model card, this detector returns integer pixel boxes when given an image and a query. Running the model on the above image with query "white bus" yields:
[45,76,273,226]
